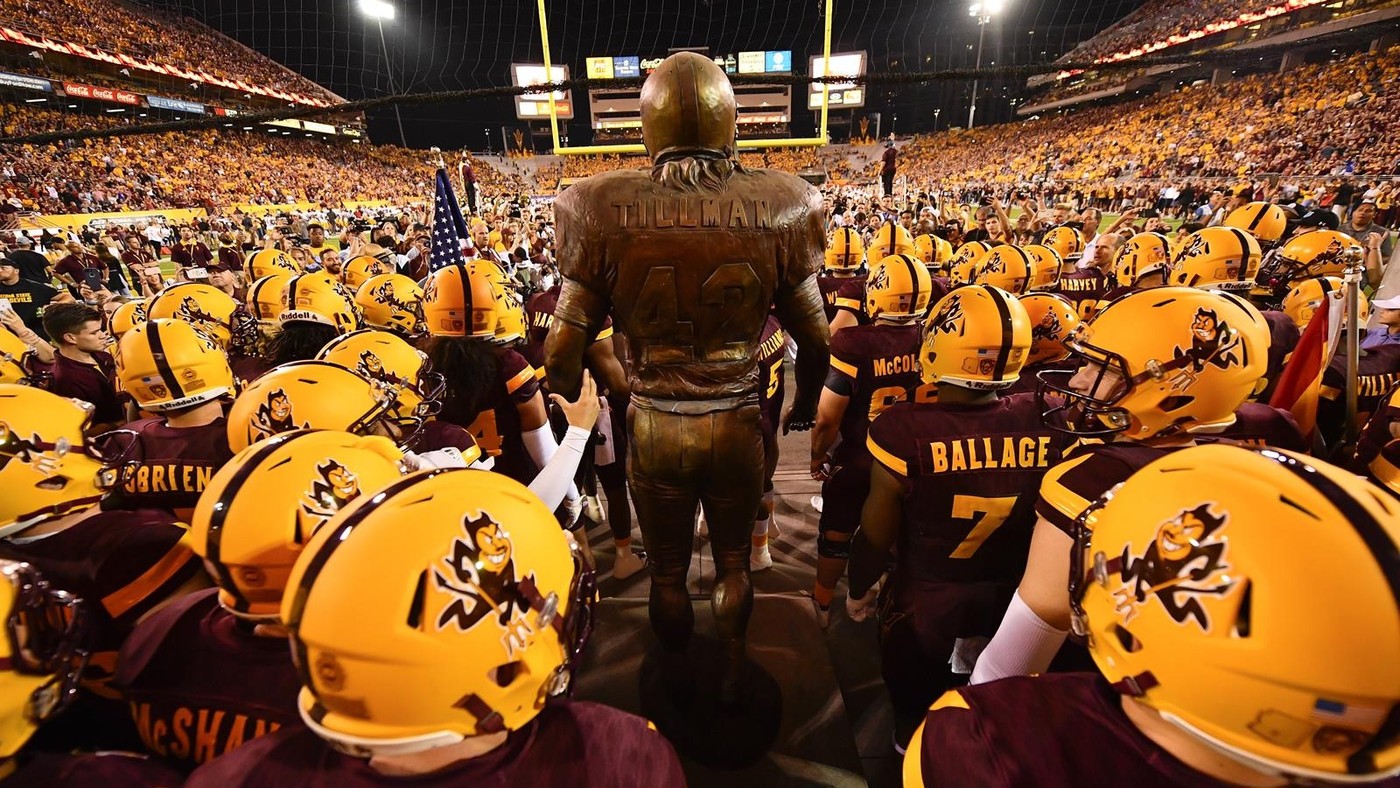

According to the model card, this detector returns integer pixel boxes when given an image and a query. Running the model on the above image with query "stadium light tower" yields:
[967,0,1005,129]
[359,0,408,147]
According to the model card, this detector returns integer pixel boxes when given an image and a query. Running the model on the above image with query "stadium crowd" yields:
[0,0,334,101]
[1058,0,1393,63]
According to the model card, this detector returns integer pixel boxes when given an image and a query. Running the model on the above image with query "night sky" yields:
[142,0,1143,149]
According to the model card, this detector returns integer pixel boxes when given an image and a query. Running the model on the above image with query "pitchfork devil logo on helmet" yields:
[928,295,966,336]
[1112,503,1233,630]
[433,512,541,659]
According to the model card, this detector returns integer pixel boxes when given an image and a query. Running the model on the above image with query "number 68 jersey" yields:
[552,167,826,401]
[866,393,1066,585]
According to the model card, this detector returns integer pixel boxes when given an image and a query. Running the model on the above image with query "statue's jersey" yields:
[554,167,825,402]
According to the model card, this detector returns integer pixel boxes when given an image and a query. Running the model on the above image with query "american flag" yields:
[428,167,471,274]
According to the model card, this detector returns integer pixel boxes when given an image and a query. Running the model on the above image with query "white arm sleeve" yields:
[525,425,589,511]
[969,590,1069,685]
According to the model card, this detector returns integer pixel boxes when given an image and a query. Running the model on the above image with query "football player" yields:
[266,272,360,367]
[0,559,183,785]
[809,254,933,625]
[1097,231,1172,309]
[424,262,567,491]
[849,284,1064,749]
[908,445,1400,787]
[522,283,642,579]
[147,281,266,385]
[752,311,788,571]
[0,385,207,749]
[1256,229,1365,302]
[184,469,685,787]
[971,288,1269,684]
[820,226,868,334]
[100,318,236,520]
[353,273,426,340]
[114,430,410,771]
[1005,292,1080,398]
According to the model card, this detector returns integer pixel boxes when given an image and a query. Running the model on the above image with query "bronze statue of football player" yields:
[546,52,830,703]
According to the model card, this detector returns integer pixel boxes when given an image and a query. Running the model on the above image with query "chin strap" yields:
[1110,671,1160,697]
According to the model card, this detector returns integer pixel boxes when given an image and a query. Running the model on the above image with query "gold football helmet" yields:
[341,255,395,291]
[470,261,526,343]
[1040,287,1268,439]
[825,227,866,272]
[0,559,88,759]
[189,429,407,622]
[148,282,257,350]
[1043,226,1085,261]
[106,299,147,339]
[1019,292,1081,366]
[1069,445,1400,782]
[1281,276,1370,330]
[1113,232,1172,288]
[1169,227,1261,292]
[282,468,595,754]
[1023,244,1063,291]
[355,274,425,337]
[247,273,292,328]
[973,245,1034,295]
[1257,230,1365,293]
[423,262,499,339]
[865,254,933,320]
[115,319,234,412]
[226,361,399,452]
[1223,201,1288,247]
[867,221,919,261]
[245,248,301,280]
[318,329,445,425]
[948,241,992,287]
[282,272,360,334]
[641,52,737,162]
[921,285,1031,389]
[914,233,954,271]
[0,385,105,535]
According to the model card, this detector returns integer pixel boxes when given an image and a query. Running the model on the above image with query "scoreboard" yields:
[583,49,795,135]
[808,52,867,109]
[510,63,574,120]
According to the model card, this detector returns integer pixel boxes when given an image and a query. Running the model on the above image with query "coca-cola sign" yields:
[63,82,140,105]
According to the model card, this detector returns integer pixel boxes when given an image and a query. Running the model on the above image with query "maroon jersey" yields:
[818,273,865,324]
[2,509,201,690]
[114,588,299,770]
[523,284,614,372]
[1351,383,1400,473]
[758,314,787,435]
[1256,310,1299,403]
[51,349,123,425]
[1320,343,1400,447]
[867,394,1063,589]
[2,750,184,787]
[217,246,243,272]
[438,347,540,483]
[912,673,1230,787]
[1196,402,1307,452]
[826,322,923,461]
[101,416,233,518]
[1037,443,1177,536]
[170,242,213,270]
[184,701,684,788]
[1053,269,1107,319]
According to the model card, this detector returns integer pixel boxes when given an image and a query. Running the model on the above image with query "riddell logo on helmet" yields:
[433,512,539,659]
[1111,503,1233,630]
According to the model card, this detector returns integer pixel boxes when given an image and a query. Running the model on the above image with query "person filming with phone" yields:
[53,241,108,300]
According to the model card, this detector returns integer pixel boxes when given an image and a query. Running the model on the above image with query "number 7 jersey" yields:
[866,394,1066,584]
[552,167,826,401]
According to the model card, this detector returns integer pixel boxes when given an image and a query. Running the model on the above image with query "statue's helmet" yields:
[640,52,737,164]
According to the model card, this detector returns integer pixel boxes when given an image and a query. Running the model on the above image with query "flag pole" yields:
[1343,247,1363,445]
